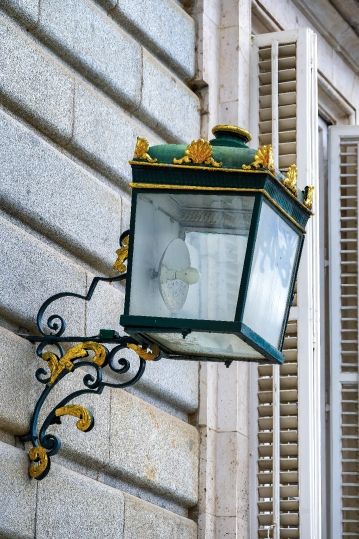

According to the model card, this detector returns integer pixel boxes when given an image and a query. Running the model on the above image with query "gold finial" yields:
[133,137,157,163]
[212,125,252,142]
[242,144,275,175]
[303,185,314,209]
[282,164,298,197]
[173,139,222,168]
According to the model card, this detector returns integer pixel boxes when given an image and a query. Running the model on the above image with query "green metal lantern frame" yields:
[121,163,308,365]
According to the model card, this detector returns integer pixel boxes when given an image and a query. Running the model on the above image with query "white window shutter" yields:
[249,29,320,539]
[329,126,359,539]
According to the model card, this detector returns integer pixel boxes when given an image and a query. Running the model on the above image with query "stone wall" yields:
[0,1,200,537]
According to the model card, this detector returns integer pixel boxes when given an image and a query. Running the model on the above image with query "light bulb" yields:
[175,267,201,285]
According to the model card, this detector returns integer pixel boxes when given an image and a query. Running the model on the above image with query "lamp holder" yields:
[18,231,162,480]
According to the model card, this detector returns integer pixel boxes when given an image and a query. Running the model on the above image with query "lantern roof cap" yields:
[129,125,314,211]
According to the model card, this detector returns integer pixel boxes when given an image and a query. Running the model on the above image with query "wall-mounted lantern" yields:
[19,125,314,480]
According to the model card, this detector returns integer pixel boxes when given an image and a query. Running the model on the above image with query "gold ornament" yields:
[113,233,129,273]
[303,185,314,210]
[282,164,298,197]
[42,342,107,386]
[242,144,275,174]
[29,446,49,479]
[55,404,93,432]
[173,139,222,168]
[127,343,160,361]
[133,137,157,163]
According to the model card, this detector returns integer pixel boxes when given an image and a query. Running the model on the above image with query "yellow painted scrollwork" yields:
[55,404,93,432]
[303,185,315,210]
[127,343,160,361]
[29,446,49,479]
[173,139,222,168]
[282,164,298,197]
[242,144,275,175]
[42,341,107,385]
[113,234,129,273]
[133,136,157,163]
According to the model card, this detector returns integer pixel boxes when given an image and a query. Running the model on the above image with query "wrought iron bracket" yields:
[18,231,161,480]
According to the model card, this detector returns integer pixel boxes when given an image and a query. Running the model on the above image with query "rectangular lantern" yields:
[120,126,313,364]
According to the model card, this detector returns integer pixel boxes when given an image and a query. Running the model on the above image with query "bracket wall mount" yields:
[18,231,161,480]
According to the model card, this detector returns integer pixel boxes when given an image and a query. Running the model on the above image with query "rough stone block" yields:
[0,109,122,272]
[139,358,198,414]
[0,215,86,334]
[0,327,38,435]
[0,442,37,539]
[34,0,141,111]
[124,492,197,539]
[0,16,74,143]
[0,0,39,28]
[109,389,199,506]
[141,50,200,143]
[109,0,195,80]
[70,82,162,189]
[36,464,125,539]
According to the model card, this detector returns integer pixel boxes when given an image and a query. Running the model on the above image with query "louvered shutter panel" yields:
[329,126,359,539]
[249,29,320,539]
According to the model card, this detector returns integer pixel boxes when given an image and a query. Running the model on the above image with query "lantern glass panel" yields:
[242,200,300,348]
[129,192,255,321]
[140,331,264,360]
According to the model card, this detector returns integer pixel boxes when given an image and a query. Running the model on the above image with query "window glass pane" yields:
[129,192,254,321]
[242,201,300,348]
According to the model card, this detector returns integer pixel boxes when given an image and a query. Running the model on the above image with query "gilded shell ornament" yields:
[173,139,222,168]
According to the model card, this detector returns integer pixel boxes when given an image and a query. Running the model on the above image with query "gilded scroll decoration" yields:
[42,342,107,386]
[55,404,93,432]
[29,446,50,480]
[113,233,129,273]
[127,342,160,361]
[242,144,275,174]
[303,185,314,209]
[173,139,222,168]
[282,164,298,197]
[133,137,157,163]
[23,335,158,480]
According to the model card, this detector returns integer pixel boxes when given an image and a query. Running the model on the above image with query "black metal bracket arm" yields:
[18,232,161,480]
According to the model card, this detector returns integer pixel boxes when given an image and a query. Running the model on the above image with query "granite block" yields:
[109,389,199,506]
[0,442,37,539]
[139,358,199,414]
[0,16,74,143]
[141,50,200,143]
[0,215,86,334]
[124,492,197,539]
[36,464,125,539]
[34,0,141,111]
[0,0,39,28]
[0,109,122,272]
[109,0,195,80]
[70,82,162,189]
[0,327,38,435]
